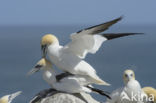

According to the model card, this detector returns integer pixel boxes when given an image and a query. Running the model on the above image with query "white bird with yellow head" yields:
[0,91,22,103]
[106,69,147,103]
[40,17,142,86]
[28,58,111,99]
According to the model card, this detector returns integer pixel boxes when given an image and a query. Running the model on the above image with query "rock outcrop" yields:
[30,88,100,103]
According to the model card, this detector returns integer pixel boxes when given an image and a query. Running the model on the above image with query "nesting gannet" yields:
[28,58,111,99]
[106,70,147,103]
[142,87,156,103]
[40,17,142,86]
[0,91,22,103]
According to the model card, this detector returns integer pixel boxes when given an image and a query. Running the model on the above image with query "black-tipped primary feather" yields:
[86,86,111,99]
[76,16,123,34]
[102,33,143,40]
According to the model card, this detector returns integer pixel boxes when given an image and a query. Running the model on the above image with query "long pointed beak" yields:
[27,66,41,76]
[9,91,22,102]
[41,45,47,58]
[102,33,144,40]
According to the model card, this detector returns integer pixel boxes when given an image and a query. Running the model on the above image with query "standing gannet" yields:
[40,17,142,86]
[28,58,111,99]
[106,70,147,103]
[142,87,156,103]
[0,91,22,103]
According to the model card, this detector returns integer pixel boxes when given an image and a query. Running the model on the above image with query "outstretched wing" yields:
[64,17,141,59]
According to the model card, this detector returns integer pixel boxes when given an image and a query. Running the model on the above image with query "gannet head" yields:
[123,69,135,84]
[0,91,22,103]
[28,58,52,75]
[41,34,59,58]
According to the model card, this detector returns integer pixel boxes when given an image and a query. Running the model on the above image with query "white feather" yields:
[47,43,109,86]
[66,33,107,59]
[42,68,93,93]
[47,33,109,86]
[106,80,147,103]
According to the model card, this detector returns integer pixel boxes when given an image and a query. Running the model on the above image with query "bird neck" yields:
[47,43,61,59]
[43,68,57,83]
[49,41,60,49]
[125,79,142,91]
[51,41,60,47]
[124,78,135,85]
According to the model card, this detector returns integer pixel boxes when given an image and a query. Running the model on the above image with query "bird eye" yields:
[130,74,133,77]
[125,74,128,78]
[35,65,43,68]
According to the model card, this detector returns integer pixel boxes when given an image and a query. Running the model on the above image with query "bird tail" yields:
[90,74,110,86]
[9,91,22,102]
[86,85,111,99]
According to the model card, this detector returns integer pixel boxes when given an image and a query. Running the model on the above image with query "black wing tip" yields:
[100,91,111,99]
[101,16,123,27]
[76,16,124,34]
[114,16,123,22]
[106,94,112,100]
[120,15,124,19]
[133,33,144,35]
[103,33,144,40]
[86,86,111,99]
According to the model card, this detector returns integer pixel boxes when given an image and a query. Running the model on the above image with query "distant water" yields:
[0,24,156,103]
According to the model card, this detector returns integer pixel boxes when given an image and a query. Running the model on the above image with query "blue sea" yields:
[0,24,156,103]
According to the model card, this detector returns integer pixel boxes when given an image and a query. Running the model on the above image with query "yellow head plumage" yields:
[123,69,135,84]
[28,58,52,75]
[37,58,52,69]
[143,87,156,102]
[0,96,8,103]
[41,34,58,46]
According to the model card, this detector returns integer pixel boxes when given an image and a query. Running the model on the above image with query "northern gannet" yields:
[106,70,147,103]
[40,17,142,86]
[142,87,156,103]
[0,91,22,103]
[28,58,111,99]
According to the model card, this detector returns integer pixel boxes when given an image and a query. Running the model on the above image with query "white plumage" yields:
[28,58,111,99]
[66,34,107,58]
[42,69,91,93]
[106,70,147,103]
[41,17,142,86]
[47,42,109,85]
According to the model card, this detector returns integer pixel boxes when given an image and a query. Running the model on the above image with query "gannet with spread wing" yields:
[41,17,142,86]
